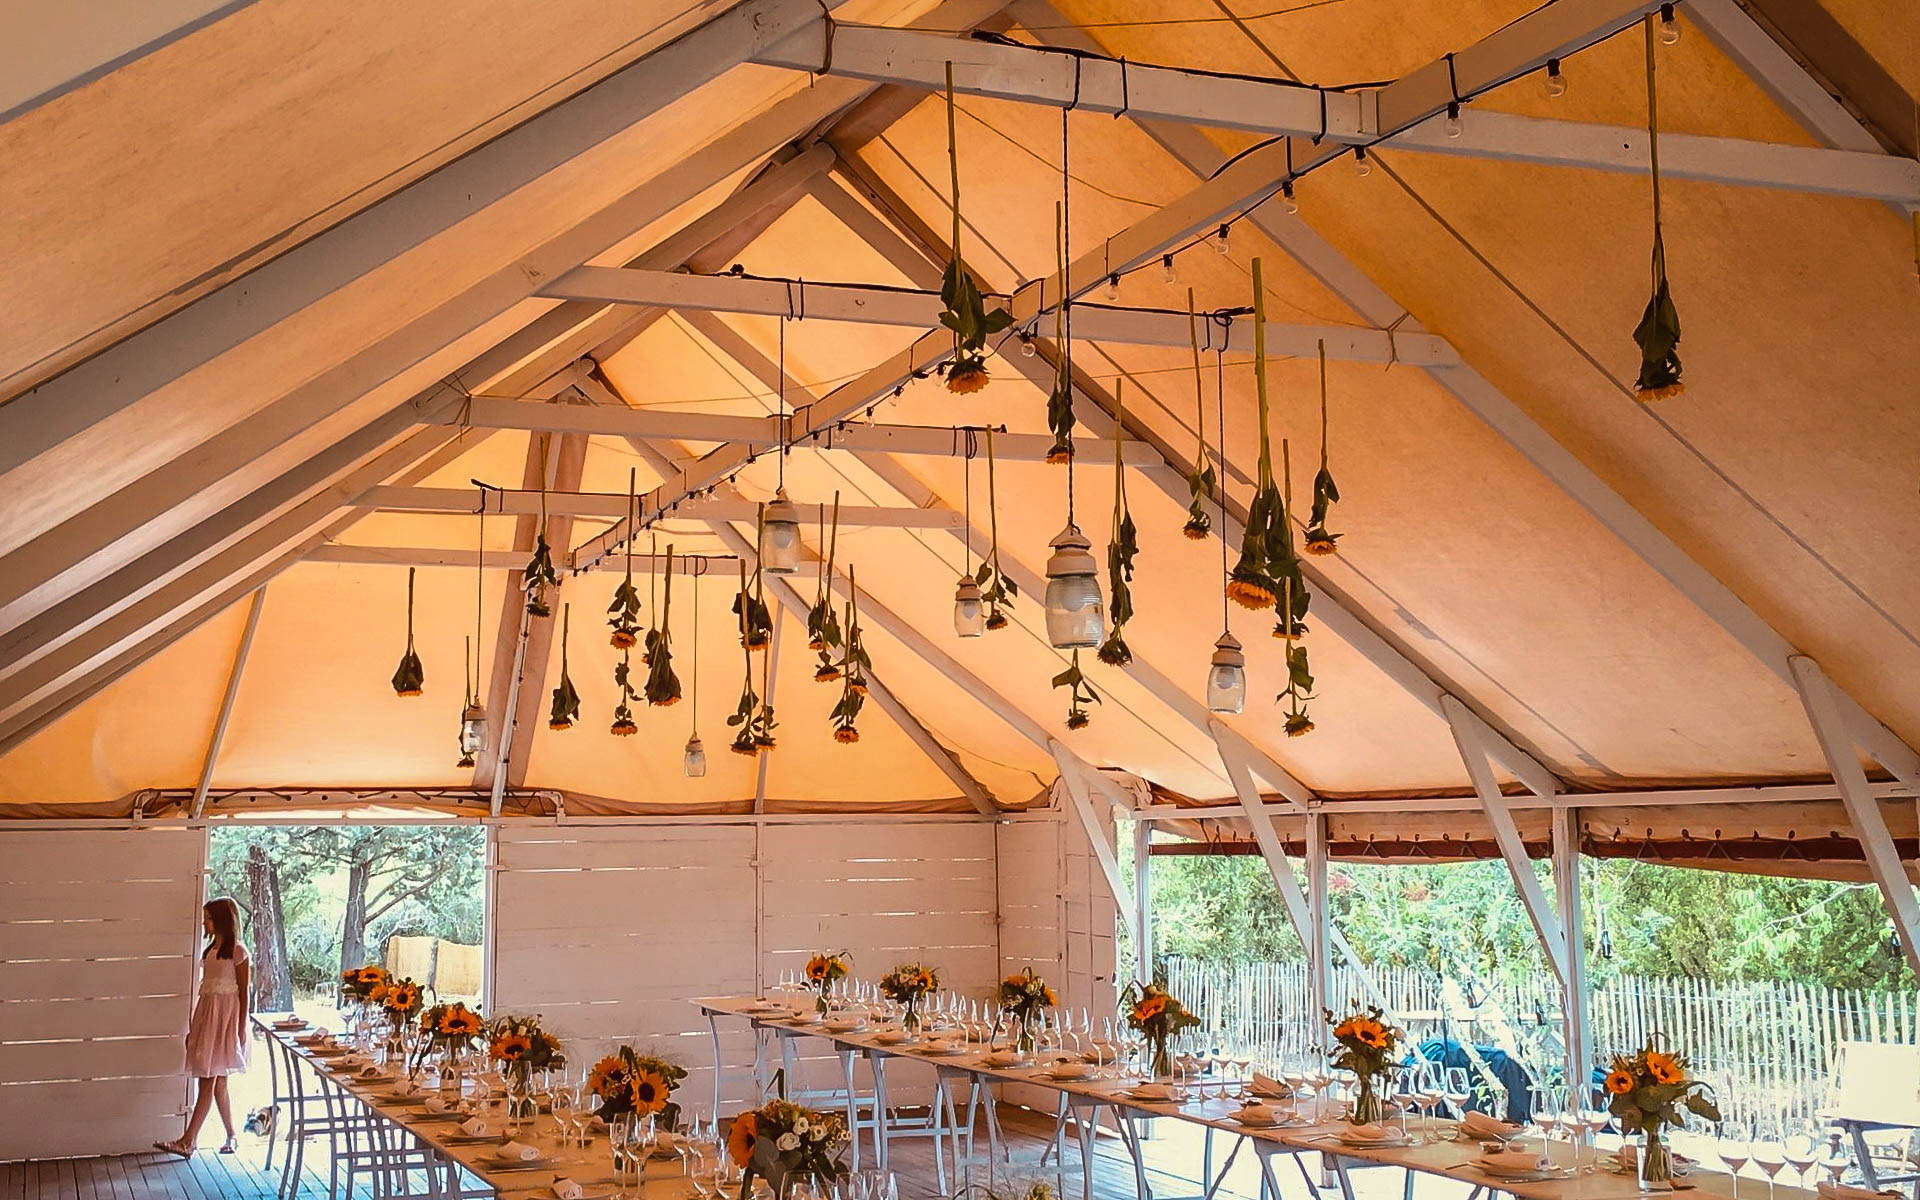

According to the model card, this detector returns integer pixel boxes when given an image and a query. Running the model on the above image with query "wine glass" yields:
[1751,1122,1787,1200]
[1441,1067,1472,1121]
[1531,1086,1562,1148]
[550,1085,576,1149]
[1413,1065,1445,1136]
[1718,1120,1751,1200]
[1785,1124,1820,1190]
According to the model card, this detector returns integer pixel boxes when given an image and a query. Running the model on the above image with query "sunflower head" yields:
[1065,710,1090,731]
[815,665,842,683]
[984,609,1009,631]
[1181,518,1211,541]
[587,1055,630,1100]
[834,725,860,743]
[1605,1069,1635,1094]
[1226,574,1276,611]
[611,717,639,737]
[492,1033,533,1062]
[1646,1052,1684,1085]
[807,957,831,982]
[946,360,991,395]
[631,1070,670,1115]
[610,630,638,650]
[727,1113,758,1167]
[1284,712,1314,738]
[1304,531,1339,556]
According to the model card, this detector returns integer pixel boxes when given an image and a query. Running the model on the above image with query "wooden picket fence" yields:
[1161,956,1920,1126]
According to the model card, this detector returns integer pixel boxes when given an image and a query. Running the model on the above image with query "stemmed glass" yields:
[1531,1087,1562,1150]
[1785,1124,1820,1191]
[1751,1122,1788,1200]
[1442,1067,1472,1121]
[1718,1120,1751,1200]
[1412,1065,1445,1137]
[550,1086,577,1150]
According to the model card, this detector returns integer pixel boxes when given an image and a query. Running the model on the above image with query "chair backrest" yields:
[1829,1041,1920,1125]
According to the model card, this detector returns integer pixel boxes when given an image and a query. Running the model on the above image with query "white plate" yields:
[1338,1132,1410,1148]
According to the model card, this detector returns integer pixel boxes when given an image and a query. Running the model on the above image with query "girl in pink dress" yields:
[155,897,251,1157]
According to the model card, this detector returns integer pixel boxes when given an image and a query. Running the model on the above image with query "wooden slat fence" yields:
[1163,956,1919,1126]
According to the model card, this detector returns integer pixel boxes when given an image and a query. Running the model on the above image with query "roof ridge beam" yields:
[756,16,1920,204]
[365,486,962,531]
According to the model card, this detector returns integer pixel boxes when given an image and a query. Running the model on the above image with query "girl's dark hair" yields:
[204,897,242,961]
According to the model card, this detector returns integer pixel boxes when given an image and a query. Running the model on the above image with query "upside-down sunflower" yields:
[631,1070,670,1116]
[833,725,860,743]
[1605,1069,1635,1094]
[1284,713,1314,738]
[727,1113,758,1168]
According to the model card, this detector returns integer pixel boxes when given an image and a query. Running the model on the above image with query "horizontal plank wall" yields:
[0,829,203,1161]
[491,824,761,1110]
[492,818,1004,1112]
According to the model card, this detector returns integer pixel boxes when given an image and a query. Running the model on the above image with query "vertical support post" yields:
[1552,805,1592,1099]
[1132,818,1153,981]
[191,585,266,819]
[1790,655,1920,979]
[1305,814,1331,1025]
[1049,739,1137,945]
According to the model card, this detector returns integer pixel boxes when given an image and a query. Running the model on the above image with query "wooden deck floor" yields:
[0,1107,1452,1200]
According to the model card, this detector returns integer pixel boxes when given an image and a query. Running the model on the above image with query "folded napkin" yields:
[390,1077,419,1097]
[1251,1071,1291,1096]
[1461,1111,1520,1140]
[924,1038,956,1053]
[459,1116,493,1137]
[1235,1101,1282,1124]
[358,1064,387,1079]
[498,1139,541,1161]
[551,1180,585,1200]
[655,1131,677,1152]
[1479,1148,1547,1173]
[1341,1123,1396,1143]
[423,1095,455,1113]
[1816,1184,1900,1200]
[1129,1082,1175,1100]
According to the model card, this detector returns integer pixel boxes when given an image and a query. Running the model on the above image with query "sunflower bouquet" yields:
[377,976,423,1033]
[728,1097,848,1200]
[1604,1038,1719,1184]
[340,963,388,1005]
[878,963,939,1032]
[803,952,851,1014]
[1326,1006,1401,1124]
[588,1046,688,1127]
[998,968,1057,1054]
[487,1014,563,1077]
[1121,980,1199,1079]
[417,1001,485,1063]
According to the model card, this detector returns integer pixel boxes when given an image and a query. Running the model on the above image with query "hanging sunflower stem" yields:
[1053,649,1101,730]
[1227,258,1285,611]
[1280,574,1316,738]
[1045,197,1076,464]
[391,567,425,697]
[523,474,560,618]
[937,62,1012,395]
[1633,17,1684,402]
[727,561,761,756]
[608,469,642,647]
[1182,290,1217,540]
[809,494,844,679]
[644,546,683,706]
[831,565,868,742]
[1097,380,1137,667]
[1304,340,1342,555]
[610,643,639,737]
[977,428,1019,629]
[1272,440,1309,641]
[548,605,580,729]
[734,507,774,651]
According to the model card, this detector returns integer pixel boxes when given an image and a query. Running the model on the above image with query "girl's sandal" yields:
[152,1141,191,1160]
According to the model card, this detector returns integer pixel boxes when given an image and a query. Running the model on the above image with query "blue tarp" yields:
[1415,1038,1535,1125]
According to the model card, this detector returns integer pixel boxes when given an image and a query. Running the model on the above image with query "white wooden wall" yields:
[0,829,204,1161]
[490,819,1004,1111]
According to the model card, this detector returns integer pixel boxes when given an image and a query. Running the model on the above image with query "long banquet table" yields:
[261,1017,687,1198]
[695,995,1809,1200]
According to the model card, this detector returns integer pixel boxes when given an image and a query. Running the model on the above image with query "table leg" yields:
[871,1055,892,1173]
[706,1011,727,1119]
[841,1049,863,1174]
[1853,1125,1881,1191]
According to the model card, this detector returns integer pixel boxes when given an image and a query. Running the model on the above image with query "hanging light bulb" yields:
[1206,631,1246,714]
[953,575,985,638]
[1353,147,1372,177]
[1161,254,1177,285]
[761,488,801,575]
[683,733,707,778]
[1444,102,1463,139]
[1658,3,1680,44]
[1212,223,1231,255]
[1104,273,1121,301]
[1019,331,1037,358]
[1281,180,1299,216]
[459,702,489,757]
[1545,58,1567,98]
[1042,524,1103,649]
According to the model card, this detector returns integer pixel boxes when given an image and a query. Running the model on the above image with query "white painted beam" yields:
[1443,693,1571,988]
[1211,719,1313,943]
[1051,739,1138,943]
[1790,655,1920,979]
[758,15,1920,203]
[440,395,1068,461]
[1551,804,1593,1102]
[540,265,1456,364]
[1685,0,1888,156]
[363,485,962,530]
[502,434,589,796]
[0,0,852,470]
[305,545,732,572]
[1132,820,1153,979]
[190,585,266,820]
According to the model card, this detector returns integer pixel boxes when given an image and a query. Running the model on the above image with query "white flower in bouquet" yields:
[777,1133,800,1152]
[794,1117,810,1135]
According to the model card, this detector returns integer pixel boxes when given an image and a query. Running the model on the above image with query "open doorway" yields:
[207,823,488,1017]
